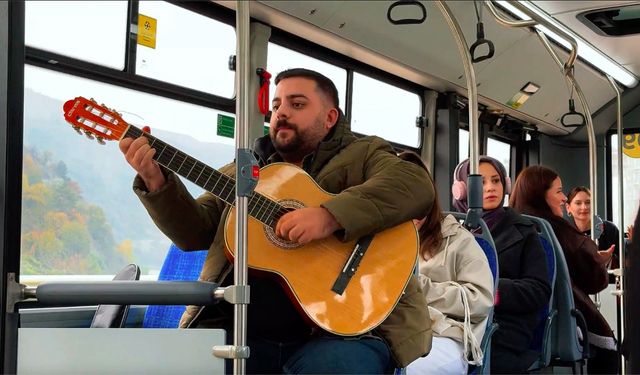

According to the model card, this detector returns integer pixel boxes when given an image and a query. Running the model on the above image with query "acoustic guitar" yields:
[62,96,419,336]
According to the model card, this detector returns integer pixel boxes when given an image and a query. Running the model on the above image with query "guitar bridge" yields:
[331,234,374,295]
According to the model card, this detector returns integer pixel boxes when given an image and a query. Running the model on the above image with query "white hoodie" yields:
[418,214,494,365]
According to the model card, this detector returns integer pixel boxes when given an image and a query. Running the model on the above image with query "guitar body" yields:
[224,163,419,336]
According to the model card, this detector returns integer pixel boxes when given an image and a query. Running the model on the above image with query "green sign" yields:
[216,114,270,138]
[217,114,235,138]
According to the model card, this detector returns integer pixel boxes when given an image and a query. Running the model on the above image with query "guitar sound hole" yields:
[263,199,306,249]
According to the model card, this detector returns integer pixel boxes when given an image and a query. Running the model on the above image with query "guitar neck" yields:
[123,126,284,227]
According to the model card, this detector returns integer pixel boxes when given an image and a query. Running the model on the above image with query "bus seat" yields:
[90,263,141,328]
[522,215,589,371]
[443,212,499,375]
[528,235,557,370]
[142,244,208,328]
[469,235,499,375]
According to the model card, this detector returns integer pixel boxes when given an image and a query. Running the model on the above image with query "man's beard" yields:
[271,119,321,162]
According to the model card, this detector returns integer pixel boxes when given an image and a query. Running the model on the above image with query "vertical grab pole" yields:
[434,0,483,227]
[606,74,625,375]
[234,2,250,374]
[535,31,602,312]
[434,0,479,174]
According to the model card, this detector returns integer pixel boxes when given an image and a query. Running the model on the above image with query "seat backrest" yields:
[442,212,499,375]
[522,215,585,362]
[90,263,141,328]
[142,244,208,328]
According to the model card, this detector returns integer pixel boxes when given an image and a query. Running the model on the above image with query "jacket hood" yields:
[441,214,463,239]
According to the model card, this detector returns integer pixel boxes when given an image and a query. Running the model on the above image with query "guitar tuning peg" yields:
[96,136,106,145]
[90,98,97,103]
[84,130,95,140]
[72,126,83,135]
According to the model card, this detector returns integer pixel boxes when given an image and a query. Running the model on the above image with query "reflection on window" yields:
[351,73,420,147]
[459,129,469,163]
[136,1,236,97]
[22,65,235,279]
[267,43,347,112]
[25,1,128,70]
[611,133,640,232]
[487,137,511,206]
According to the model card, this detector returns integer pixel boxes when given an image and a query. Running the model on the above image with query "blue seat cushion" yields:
[142,244,208,328]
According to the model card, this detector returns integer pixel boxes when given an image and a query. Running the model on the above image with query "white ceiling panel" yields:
[250,0,628,136]
[532,1,637,16]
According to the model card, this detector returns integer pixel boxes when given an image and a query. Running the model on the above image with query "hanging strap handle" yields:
[387,0,427,25]
[560,99,586,128]
[470,1,494,63]
[470,22,495,63]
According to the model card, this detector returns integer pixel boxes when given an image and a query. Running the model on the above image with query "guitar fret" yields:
[194,165,205,185]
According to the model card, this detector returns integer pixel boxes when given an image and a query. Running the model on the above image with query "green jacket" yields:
[133,119,434,367]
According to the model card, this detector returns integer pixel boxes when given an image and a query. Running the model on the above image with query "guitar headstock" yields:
[62,97,129,144]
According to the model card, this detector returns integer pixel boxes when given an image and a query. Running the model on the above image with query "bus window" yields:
[611,132,640,231]
[136,1,236,98]
[267,43,347,113]
[25,1,128,70]
[22,65,235,282]
[487,137,511,206]
[351,72,420,147]
[459,129,469,162]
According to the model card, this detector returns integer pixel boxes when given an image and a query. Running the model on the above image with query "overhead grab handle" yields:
[560,99,586,128]
[470,1,494,63]
[387,0,427,25]
[470,23,495,63]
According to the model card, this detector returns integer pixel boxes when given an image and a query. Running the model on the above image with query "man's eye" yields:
[272,105,279,111]
[292,102,304,108]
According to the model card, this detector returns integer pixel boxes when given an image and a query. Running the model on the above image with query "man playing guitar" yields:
[118,68,434,374]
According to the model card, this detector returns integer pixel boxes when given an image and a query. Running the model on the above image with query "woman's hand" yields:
[597,244,615,264]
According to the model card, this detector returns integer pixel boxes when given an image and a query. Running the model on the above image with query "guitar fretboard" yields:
[124,126,289,227]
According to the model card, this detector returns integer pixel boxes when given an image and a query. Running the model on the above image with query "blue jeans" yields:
[236,335,392,374]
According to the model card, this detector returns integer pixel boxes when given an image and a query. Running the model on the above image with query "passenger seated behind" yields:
[452,157,551,374]
[400,151,493,375]
[510,165,618,375]
[566,186,619,280]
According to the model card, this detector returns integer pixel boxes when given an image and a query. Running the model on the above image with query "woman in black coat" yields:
[453,157,551,373]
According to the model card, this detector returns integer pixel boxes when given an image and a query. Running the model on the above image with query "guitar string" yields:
[129,126,288,228]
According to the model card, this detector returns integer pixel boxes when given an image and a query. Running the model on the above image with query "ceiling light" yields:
[495,1,639,88]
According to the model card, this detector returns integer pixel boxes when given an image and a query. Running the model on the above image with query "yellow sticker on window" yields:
[138,14,157,49]
[623,134,640,158]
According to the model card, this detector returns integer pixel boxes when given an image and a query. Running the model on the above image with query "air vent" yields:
[578,4,640,36]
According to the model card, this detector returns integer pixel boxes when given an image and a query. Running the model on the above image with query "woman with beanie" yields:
[452,156,551,373]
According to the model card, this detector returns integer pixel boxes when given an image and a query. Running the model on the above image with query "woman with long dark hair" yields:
[510,165,618,374]
[452,156,551,374]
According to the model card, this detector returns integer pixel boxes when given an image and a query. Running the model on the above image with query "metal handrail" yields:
[484,1,538,28]
[535,30,597,245]
[506,1,578,74]
[606,73,625,375]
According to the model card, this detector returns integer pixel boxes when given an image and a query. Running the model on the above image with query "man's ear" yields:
[325,107,339,130]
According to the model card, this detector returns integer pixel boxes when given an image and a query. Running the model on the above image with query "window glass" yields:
[22,65,235,281]
[611,133,640,232]
[25,1,128,70]
[459,129,469,163]
[267,43,347,112]
[487,137,512,206]
[136,1,236,97]
[351,73,420,147]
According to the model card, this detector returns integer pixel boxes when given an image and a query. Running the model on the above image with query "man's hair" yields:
[275,68,340,109]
